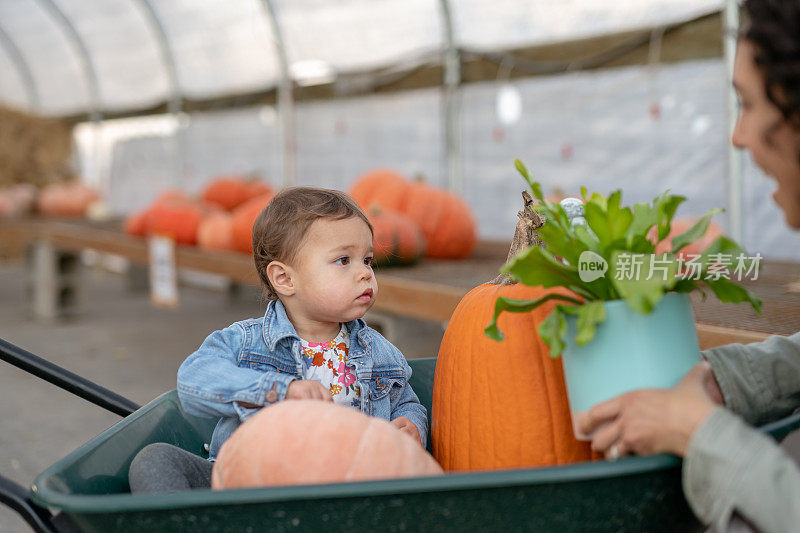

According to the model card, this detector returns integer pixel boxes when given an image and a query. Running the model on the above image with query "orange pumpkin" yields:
[349,169,411,213]
[402,181,477,259]
[368,206,425,266]
[124,191,192,238]
[212,400,442,489]
[198,211,235,251]
[231,193,275,253]
[153,188,193,206]
[349,170,478,260]
[243,180,273,201]
[124,210,148,237]
[202,176,274,211]
[145,200,203,245]
[432,193,596,471]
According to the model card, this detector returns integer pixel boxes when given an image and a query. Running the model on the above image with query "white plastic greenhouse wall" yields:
[1,0,798,260]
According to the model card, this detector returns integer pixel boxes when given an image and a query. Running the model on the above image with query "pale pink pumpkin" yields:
[0,183,36,219]
[197,211,235,251]
[37,182,99,217]
[651,218,724,259]
[0,193,13,219]
[211,400,442,489]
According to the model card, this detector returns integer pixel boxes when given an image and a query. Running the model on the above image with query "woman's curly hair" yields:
[743,0,800,129]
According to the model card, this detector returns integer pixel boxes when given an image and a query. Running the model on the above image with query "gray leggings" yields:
[128,442,212,493]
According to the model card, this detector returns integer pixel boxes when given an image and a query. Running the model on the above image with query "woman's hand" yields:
[285,380,333,401]
[576,362,724,459]
[391,416,422,445]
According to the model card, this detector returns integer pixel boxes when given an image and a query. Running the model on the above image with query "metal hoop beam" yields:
[132,0,181,116]
[725,0,743,244]
[259,0,296,187]
[0,21,40,110]
[131,0,185,186]
[439,0,462,192]
[34,0,102,121]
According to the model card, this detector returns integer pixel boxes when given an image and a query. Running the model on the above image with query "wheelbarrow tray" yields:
[30,358,800,532]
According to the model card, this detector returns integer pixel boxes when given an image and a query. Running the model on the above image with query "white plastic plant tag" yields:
[148,235,179,308]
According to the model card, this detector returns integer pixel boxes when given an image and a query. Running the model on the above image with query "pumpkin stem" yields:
[490,190,546,286]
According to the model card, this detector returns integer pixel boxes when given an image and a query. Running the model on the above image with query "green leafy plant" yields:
[485,159,763,357]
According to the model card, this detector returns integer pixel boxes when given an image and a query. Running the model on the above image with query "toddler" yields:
[129,187,428,493]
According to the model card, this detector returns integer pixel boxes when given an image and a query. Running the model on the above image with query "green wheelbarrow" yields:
[3,338,799,532]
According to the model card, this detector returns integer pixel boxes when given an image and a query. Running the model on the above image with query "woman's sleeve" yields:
[683,407,800,532]
[701,331,800,425]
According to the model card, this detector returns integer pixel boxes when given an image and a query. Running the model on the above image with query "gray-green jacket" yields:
[685,332,800,532]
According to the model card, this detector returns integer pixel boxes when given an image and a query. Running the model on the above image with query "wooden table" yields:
[2,218,794,349]
[0,218,470,324]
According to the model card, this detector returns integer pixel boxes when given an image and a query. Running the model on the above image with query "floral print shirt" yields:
[299,325,361,408]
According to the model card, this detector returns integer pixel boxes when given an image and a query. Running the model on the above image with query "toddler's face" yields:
[291,216,377,324]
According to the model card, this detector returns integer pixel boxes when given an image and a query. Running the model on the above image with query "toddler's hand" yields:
[391,416,421,445]
[286,380,332,402]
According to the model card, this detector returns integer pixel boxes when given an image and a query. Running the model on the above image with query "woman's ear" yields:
[266,261,295,297]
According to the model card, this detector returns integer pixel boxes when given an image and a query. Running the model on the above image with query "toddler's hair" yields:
[252,187,372,300]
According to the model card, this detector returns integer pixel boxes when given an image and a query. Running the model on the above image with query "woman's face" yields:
[732,40,800,228]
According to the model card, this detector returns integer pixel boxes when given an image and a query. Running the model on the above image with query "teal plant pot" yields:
[562,292,701,439]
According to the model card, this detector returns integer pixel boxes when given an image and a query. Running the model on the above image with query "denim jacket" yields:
[177,299,428,460]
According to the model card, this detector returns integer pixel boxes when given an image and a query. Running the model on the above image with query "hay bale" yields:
[0,105,74,188]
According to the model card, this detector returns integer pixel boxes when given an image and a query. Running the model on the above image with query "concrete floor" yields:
[0,259,444,532]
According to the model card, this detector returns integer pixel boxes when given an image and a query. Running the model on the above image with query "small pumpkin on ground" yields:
[432,192,598,471]
[231,193,275,253]
[212,400,442,489]
[368,205,425,266]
